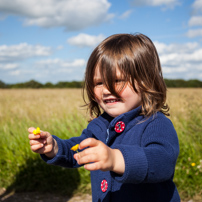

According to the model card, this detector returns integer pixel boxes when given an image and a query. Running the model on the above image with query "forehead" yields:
[94,65,122,80]
[94,65,101,79]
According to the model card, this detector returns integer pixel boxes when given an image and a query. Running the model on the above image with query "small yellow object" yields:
[191,163,196,167]
[33,127,41,135]
[71,144,79,152]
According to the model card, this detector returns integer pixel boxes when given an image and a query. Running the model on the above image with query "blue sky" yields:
[0,0,202,84]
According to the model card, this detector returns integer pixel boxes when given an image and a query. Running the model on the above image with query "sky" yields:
[0,0,202,84]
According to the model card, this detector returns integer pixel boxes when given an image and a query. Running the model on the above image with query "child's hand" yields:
[28,127,58,159]
[74,138,125,174]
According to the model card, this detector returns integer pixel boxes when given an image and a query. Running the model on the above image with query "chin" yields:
[108,112,122,118]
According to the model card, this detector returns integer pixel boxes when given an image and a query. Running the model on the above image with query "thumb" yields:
[39,131,50,139]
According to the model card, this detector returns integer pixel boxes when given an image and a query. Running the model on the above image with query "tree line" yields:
[0,79,202,88]
[0,80,83,88]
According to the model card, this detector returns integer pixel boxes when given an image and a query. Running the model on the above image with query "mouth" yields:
[104,98,122,104]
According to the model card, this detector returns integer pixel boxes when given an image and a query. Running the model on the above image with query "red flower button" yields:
[101,179,108,192]
[114,121,125,133]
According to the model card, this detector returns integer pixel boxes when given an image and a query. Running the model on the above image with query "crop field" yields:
[0,88,202,201]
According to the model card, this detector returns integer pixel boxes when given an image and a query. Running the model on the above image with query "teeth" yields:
[105,99,120,103]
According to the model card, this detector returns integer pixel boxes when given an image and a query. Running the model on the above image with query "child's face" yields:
[94,67,142,118]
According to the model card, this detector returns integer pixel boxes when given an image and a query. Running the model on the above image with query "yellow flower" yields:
[191,163,196,167]
[71,144,79,152]
[33,127,41,135]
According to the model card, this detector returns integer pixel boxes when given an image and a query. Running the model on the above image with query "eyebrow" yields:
[93,77,101,81]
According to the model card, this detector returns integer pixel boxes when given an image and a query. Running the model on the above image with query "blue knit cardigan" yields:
[41,106,180,202]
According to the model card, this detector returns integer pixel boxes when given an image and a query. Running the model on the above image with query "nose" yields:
[102,85,111,95]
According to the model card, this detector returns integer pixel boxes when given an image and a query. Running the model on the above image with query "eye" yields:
[96,82,103,86]
[115,79,125,83]
[94,81,103,87]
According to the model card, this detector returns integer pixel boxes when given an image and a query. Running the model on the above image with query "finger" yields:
[28,127,35,133]
[28,127,44,134]
[79,138,99,150]
[30,139,46,146]
[31,143,44,152]
[39,131,50,139]
[76,147,95,158]
[76,146,100,164]
[84,162,100,171]
[77,153,98,165]
[28,133,41,140]
[73,153,79,161]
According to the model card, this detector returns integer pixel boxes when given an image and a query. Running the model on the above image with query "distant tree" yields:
[55,81,83,88]
[68,81,83,88]
[44,82,54,88]
[175,79,187,87]
[0,80,7,88]
[187,79,202,87]
[10,82,25,88]
[164,79,202,88]
[25,80,43,88]
[164,79,174,87]
[1,79,202,88]
[55,81,68,88]
[10,80,43,88]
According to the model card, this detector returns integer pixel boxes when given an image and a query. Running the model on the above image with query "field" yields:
[0,88,202,201]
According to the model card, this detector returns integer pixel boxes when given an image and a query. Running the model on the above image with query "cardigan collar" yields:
[99,106,143,128]
[90,106,144,145]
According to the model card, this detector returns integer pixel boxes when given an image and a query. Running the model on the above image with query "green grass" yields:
[0,89,202,200]
[170,93,202,200]
[0,89,91,196]
[0,114,91,196]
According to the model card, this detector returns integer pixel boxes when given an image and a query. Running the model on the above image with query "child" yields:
[28,33,180,202]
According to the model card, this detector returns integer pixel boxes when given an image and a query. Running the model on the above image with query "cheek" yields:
[120,87,141,102]
[119,87,133,98]
[94,88,101,102]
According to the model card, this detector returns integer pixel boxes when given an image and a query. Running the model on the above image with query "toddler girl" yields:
[28,33,180,202]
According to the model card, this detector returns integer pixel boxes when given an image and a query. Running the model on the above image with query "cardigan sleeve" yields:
[111,115,179,184]
[40,129,94,168]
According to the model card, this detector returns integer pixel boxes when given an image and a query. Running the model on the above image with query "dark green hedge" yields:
[0,80,84,89]
[0,79,202,88]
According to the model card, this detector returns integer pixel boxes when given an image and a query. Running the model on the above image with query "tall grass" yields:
[0,89,90,196]
[0,88,202,200]
[167,89,202,200]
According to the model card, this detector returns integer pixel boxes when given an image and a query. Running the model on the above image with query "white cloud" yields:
[154,41,199,54]
[186,29,202,38]
[37,58,86,69]
[163,66,188,74]
[154,41,202,79]
[0,43,52,62]
[56,45,64,50]
[1,58,87,84]
[10,70,21,76]
[192,0,202,14]
[33,58,86,82]
[188,16,202,26]
[119,10,133,19]
[186,0,202,38]
[131,0,180,9]
[0,0,114,31]
[67,33,105,48]
[0,63,18,70]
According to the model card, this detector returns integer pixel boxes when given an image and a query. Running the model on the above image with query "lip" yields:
[103,98,122,104]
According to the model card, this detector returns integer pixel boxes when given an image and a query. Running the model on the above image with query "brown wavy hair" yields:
[83,33,169,119]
